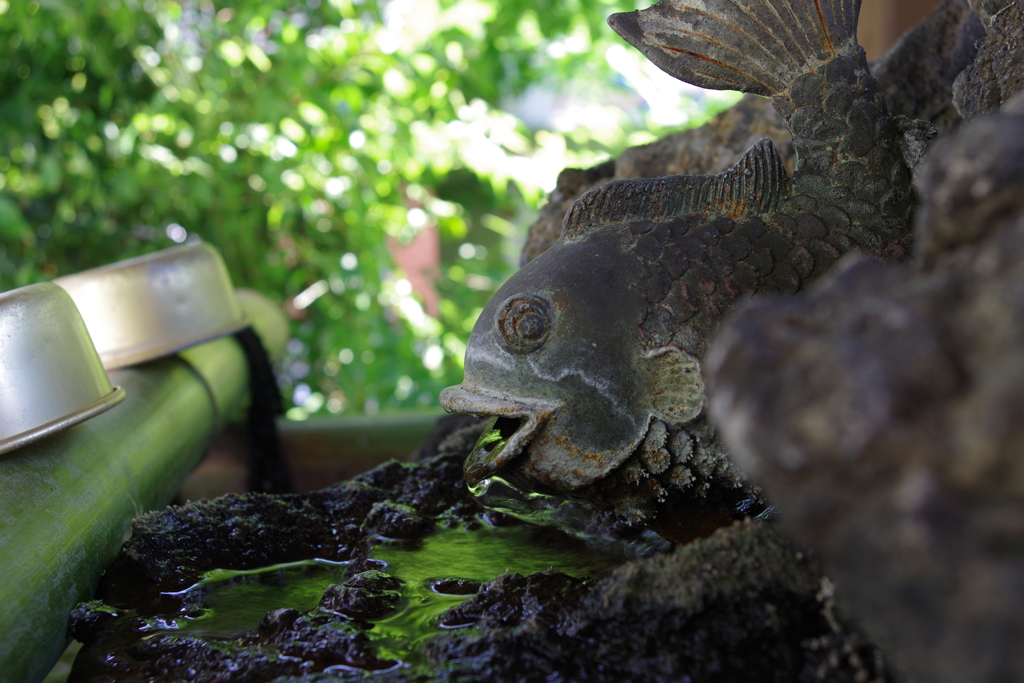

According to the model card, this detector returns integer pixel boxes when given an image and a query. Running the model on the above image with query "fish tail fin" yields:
[608,0,862,97]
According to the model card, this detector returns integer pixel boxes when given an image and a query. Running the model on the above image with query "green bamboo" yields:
[0,311,284,682]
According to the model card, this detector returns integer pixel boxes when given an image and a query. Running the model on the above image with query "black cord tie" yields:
[233,327,292,494]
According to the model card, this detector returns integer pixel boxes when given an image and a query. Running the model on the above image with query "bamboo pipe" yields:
[0,296,287,683]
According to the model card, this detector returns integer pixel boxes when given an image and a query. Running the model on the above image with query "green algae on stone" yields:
[68,451,894,683]
[411,521,894,683]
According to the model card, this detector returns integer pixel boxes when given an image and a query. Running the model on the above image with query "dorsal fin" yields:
[608,0,862,97]
[562,138,789,240]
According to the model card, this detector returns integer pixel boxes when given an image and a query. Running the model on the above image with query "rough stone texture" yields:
[95,452,477,602]
[872,0,985,133]
[436,568,591,629]
[414,521,892,683]
[318,570,403,620]
[362,501,435,540]
[68,453,488,682]
[70,606,398,682]
[954,1,1024,118]
[913,113,1024,263]
[613,96,794,181]
[705,110,1024,683]
[971,0,1017,26]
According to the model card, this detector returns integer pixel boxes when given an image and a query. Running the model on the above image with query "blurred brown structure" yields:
[388,224,441,317]
[860,0,944,59]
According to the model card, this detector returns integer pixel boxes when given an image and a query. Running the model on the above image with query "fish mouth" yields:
[439,384,557,485]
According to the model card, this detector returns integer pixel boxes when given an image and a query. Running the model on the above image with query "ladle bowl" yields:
[54,243,247,369]
[0,282,125,455]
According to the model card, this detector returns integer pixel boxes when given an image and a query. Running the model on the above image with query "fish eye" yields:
[497,295,552,353]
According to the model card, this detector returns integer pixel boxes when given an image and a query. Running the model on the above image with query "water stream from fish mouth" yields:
[466,417,671,557]
[469,473,672,559]
[464,416,671,558]
[466,414,773,550]
[147,522,623,666]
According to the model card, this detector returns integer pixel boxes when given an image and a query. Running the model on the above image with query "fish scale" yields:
[440,0,927,526]
[575,53,916,358]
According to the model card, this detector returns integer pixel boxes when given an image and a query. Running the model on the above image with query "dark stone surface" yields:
[68,453,480,682]
[914,112,1024,263]
[706,110,1024,683]
[872,0,985,133]
[363,501,435,540]
[94,452,474,605]
[971,0,1017,26]
[436,568,590,629]
[318,570,403,620]
[70,607,397,682]
[954,1,1024,118]
[412,521,892,683]
[67,601,123,643]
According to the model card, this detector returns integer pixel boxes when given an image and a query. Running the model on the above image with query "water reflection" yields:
[469,473,672,559]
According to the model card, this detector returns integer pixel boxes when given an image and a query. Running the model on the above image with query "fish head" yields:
[440,228,706,492]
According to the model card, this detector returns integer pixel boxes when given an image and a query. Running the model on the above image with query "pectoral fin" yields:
[642,345,705,425]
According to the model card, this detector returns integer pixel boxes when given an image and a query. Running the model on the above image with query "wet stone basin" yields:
[67,452,896,682]
[78,525,616,676]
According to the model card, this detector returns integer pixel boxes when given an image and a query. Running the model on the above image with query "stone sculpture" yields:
[441,0,929,525]
[705,84,1024,683]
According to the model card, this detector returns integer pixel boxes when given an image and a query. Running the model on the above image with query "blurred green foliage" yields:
[0,0,737,417]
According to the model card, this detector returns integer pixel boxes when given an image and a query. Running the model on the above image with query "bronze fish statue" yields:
[441,0,921,525]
